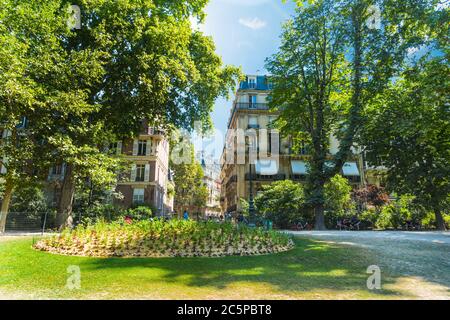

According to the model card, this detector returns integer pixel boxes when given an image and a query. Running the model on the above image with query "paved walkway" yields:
[287,230,450,244]
[287,230,450,292]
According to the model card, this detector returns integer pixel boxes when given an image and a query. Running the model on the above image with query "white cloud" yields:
[239,17,267,30]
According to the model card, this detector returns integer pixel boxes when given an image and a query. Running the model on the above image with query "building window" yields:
[133,188,145,204]
[248,116,259,129]
[299,141,308,155]
[138,140,147,156]
[135,164,145,182]
[268,116,277,127]
[248,76,256,89]
[52,164,63,175]
[248,95,257,108]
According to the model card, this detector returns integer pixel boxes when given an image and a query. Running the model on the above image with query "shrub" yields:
[421,211,450,229]
[7,184,57,229]
[77,203,126,225]
[360,208,378,228]
[34,220,295,258]
[375,195,414,229]
[352,184,390,212]
[323,175,355,227]
[126,206,153,220]
[255,180,306,228]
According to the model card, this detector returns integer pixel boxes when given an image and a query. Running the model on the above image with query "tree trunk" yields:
[434,207,446,231]
[56,164,75,231]
[0,180,13,233]
[314,203,327,230]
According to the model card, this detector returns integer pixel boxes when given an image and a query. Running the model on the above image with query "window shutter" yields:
[117,141,123,155]
[132,139,138,156]
[144,164,150,182]
[130,164,137,182]
[146,140,152,156]
[248,116,258,126]
[60,163,66,179]
[47,166,53,181]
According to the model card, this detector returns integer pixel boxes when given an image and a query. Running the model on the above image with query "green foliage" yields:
[255,180,306,228]
[166,183,175,200]
[375,195,415,229]
[126,206,153,221]
[361,55,450,230]
[266,0,442,229]
[239,198,250,216]
[420,212,450,230]
[7,184,57,228]
[0,0,240,229]
[359,208,378,227]
[324,175,354,216]
[171,141,208,212]
[9,185,49,214]
[77,203,126,225]
[35,220,294,257]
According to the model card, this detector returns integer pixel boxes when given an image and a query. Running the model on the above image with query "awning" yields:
[291,161,309,175]
[325,161,336,169]
[255,159,278,175]
[342,162,360,176]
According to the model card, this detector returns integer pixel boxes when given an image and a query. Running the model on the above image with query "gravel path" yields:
[288,231,450,291]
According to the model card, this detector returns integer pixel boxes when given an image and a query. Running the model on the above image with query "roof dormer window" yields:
[248,76,257,89]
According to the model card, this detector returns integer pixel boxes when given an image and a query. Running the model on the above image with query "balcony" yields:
[235,102,269,111]
[227,102,270,128]
[245,173,286,181]
[145,127,166,137]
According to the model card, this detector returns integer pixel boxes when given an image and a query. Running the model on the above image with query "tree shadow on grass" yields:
[83,238,404,298]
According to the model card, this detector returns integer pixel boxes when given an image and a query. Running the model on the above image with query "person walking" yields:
[183,210,189,220]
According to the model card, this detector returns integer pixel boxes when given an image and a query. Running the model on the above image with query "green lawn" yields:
[0,237,434,299]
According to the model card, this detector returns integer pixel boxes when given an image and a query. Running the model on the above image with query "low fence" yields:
[3,211,52,234]
[2,211,109,234]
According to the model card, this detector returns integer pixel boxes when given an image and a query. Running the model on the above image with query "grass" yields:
[0,236,438,299]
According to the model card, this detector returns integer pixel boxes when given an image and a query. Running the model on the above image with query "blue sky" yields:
[196,0,297,135]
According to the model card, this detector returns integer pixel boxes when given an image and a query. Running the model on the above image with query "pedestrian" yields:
[183,210,189,220]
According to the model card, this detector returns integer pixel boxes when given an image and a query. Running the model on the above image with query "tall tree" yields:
[0,0,71,232]
[0,0,121,231]
[360,55,449,230]
[1,0,239,230]
[170,141,208,215]
[51,0,239,228]
[267,0,437,229]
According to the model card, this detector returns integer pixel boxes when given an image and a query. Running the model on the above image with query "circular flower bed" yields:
[34,219,294,257]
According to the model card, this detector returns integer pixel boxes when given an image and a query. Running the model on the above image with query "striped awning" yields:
[342,162,360,176]
[255,160,278,175]
[291,161,309,175]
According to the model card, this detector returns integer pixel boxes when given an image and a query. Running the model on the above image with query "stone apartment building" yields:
[220,75,366,215]
[200,156,222,217]
[1,119,174,216]
[111,121,174,215]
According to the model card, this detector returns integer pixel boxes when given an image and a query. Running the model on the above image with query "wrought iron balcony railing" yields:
[245,173,286,181]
